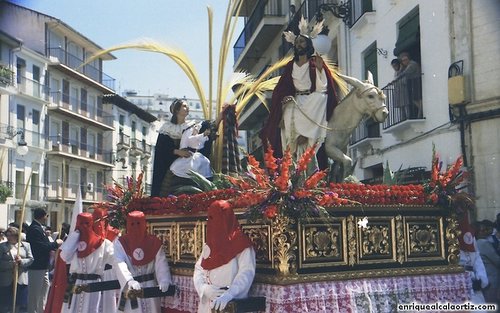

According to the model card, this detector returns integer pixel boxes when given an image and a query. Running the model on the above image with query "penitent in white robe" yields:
[113,239,172,313]
[60,233,115,313]
[170,123,212,179]
[193,245,256,313]
[281,61,328,161]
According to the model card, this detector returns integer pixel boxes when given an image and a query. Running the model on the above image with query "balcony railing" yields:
[48,135,113,164]
[349,118,381,145]
[45,181,105,202]
[130,139,151,155]
[49,91,114,127]
[48,47,115,90]
[382,75,424,129]
[233,0,286,63]
[0,64,14,87]
[118,132,131,148]
[350,0,373,27]
[17,76,50,101]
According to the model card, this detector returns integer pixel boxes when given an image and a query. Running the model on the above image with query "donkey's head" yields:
[338,73,389,123]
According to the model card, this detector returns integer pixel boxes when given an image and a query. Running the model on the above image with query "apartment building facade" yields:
[0,2,157,228]
[234,0,499,219]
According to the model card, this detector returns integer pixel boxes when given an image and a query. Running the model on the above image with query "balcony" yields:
[117,132,131,151]
[47,47,115,91]
[17,76,50,102]
[349,118,382,153]
[382,75,425,136]
[233,0,287,71]
[129,138,151,157]
[45,181,105,203]
[48,92,114,130]
[47,135,114,167]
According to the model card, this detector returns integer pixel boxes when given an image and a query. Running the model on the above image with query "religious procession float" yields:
[86,1,472,311]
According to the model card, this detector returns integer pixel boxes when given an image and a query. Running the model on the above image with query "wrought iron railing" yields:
[382,75,424,129]
[48,135,113,164]
[49,91,114,127]
[349,118,381,145]
[48,47,115,90]
[17,76,50,101]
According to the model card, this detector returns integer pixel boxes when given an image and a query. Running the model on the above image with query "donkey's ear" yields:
[367,71,374,85]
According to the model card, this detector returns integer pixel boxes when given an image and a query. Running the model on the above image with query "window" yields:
[142,126,146,136]
[17,105,25,129]
[363,43,378,85]
[119,114,125,126]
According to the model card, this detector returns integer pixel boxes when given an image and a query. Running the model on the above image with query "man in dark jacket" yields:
[26,208,62,313]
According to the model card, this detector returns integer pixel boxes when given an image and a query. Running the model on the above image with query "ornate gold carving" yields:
[271,214,297,276]
[253,265,465,285]
[395,215,405,264]
[446,214,460,264]
[347,215,356,266]
[171,265,465,285]
[409,225,438,253]
[361,225,390,255]
[243,225,272,265]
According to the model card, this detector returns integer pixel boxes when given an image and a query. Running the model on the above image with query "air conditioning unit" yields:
[86,182,94,192]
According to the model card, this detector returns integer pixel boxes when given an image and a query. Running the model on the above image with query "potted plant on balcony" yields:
[0,182,13,204]
[0,65,12,85]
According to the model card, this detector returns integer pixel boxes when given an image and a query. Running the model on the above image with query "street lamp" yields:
[4,127,28,156]
[317,1,352,26]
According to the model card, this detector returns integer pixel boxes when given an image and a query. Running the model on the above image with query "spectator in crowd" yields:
[476,220,500,305]
[0,228,6,243]
[0,226,34,313]
[26,208,62,313]
[193,200,256,312]
[396,51,422,118]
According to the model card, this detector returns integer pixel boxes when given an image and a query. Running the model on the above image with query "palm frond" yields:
[322,56,349,97]
[82,40,209,118]
[235,55,292,114]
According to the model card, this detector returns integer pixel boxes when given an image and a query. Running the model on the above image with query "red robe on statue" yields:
[260,58,339,170]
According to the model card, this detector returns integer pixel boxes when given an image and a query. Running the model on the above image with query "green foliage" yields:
[187,170,216,192]
[383,161,406,186]
[0,183,13,203]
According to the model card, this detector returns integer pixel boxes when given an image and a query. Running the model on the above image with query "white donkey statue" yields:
[324,72,389,180]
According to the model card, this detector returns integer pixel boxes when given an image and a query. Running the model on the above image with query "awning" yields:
[393,12,420,56]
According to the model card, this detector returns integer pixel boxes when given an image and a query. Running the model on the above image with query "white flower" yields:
[357,216,369,229]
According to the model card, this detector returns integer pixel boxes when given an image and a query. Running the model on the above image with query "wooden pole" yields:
[12,170,32,313]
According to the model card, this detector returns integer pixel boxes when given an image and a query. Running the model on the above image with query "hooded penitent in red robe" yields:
[260,58,339,170]
[119,211,162,266]
[200,200,253,270]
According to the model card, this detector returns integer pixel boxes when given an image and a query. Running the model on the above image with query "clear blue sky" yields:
[11,0,242,99]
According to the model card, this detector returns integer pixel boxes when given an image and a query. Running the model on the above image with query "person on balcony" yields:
[113,211,171,313]
[193,200,256,312]
[59,212,114,313]
[396,51,422,118]
[260,27,339,172]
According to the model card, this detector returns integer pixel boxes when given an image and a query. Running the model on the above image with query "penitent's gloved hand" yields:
[127,280,141,290]
[202,284,225,300]
[211,291,233,311]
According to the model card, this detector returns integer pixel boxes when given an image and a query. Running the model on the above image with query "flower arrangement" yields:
[225,144,350,221]
[424,146,466,209]
[104,172,145,229]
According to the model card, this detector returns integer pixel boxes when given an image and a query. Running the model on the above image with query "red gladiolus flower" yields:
[264,205,278,219]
